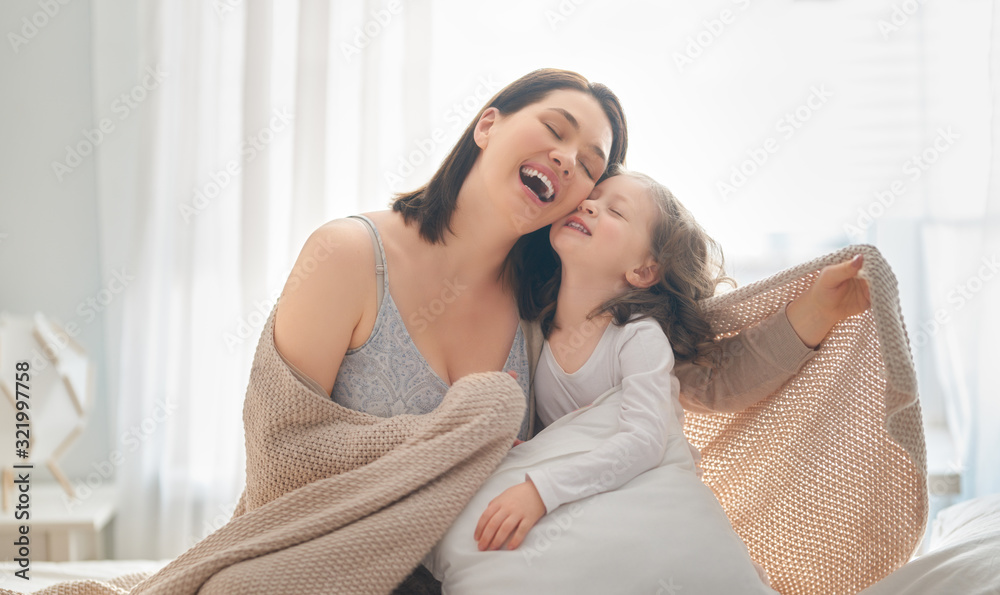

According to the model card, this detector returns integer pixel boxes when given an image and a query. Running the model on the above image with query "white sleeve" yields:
[526,322,680,514]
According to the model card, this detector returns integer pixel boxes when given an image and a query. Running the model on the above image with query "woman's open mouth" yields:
[520,166,556,203]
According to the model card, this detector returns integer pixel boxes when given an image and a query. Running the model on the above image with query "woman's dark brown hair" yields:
[538,166,737,367]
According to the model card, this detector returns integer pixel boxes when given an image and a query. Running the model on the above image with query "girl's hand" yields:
[474,480,545,551]
[786,254,872,348]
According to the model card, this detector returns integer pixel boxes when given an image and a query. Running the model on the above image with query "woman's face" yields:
[472,89,614,234]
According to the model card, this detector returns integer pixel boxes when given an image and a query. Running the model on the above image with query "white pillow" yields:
[929,492,1000,550]
[424,386,777,594]
[858,494,1000,594]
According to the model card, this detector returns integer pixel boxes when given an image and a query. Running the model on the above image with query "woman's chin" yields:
[503,185,577,236]
[520,184,550,209]
[506,195,551,234]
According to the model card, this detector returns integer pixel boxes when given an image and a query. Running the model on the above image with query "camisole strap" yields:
[347,215,386,311]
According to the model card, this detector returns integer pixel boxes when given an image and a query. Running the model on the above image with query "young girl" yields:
[474,165,732,553]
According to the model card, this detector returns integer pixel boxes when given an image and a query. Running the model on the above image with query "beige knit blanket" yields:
[1,243,926,595]
[682,243,927,595]
[0,303,526,594]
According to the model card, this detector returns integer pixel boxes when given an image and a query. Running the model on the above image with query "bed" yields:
[1,494,997,593]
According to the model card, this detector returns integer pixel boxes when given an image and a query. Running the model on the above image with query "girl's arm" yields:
[675,302,816,414]
[677,254,870,414]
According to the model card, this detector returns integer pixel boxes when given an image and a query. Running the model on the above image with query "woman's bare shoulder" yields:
[273,217,378,396]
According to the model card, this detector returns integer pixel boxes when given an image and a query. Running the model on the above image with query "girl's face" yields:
[472,89,614,234]
[549,175,659,290]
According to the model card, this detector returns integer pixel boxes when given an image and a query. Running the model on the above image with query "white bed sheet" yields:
[0,559,169,593]
[1,496,997,593]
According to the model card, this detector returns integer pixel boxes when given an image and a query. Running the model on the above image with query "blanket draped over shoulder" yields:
[0,304,526,594]
[681,244,927,595]
[0,244,926,595]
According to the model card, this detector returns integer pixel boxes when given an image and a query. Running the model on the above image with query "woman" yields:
[271,68,869,590]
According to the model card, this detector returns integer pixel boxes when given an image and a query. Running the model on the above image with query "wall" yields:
[0,0,113,489]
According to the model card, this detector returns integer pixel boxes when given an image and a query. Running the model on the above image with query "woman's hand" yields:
[785,254,872,349]
[474,480,545,551]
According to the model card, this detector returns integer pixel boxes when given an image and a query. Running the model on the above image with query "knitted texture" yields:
[0,244,926,595]
[683,244,927,595]
[0,302,524,595]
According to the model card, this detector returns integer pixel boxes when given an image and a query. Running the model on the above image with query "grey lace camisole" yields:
[330,215,531,439]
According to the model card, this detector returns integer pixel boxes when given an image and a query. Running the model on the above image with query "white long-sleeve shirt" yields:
[527,317,701,514]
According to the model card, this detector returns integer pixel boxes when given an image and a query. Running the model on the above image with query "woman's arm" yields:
[273,219,377,397]
[677,254,871,414]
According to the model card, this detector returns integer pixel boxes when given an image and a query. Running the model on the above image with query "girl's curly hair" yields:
[538,165,736,367]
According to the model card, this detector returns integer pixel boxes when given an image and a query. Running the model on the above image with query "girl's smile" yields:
[563,215,591,235]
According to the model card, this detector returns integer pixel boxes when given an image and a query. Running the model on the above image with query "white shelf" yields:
[1,482,116,562]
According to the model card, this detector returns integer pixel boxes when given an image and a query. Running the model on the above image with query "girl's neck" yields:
[552,267,625,332]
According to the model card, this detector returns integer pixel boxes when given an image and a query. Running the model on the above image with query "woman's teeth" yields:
[520,166,555,202]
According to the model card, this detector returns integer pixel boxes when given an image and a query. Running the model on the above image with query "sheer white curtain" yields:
[873,0,999,503]
[924,0,1000,500]
[976,0,1000,499]
[91,0,429,558]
